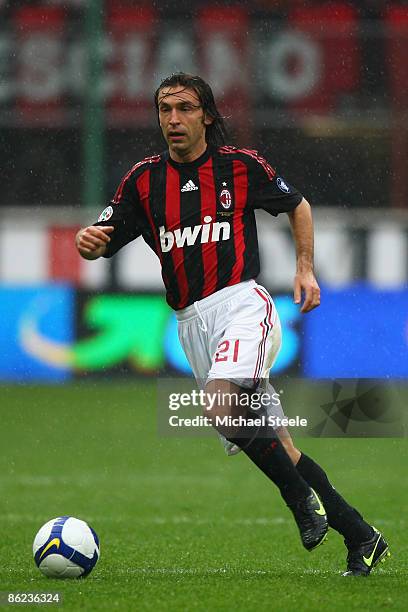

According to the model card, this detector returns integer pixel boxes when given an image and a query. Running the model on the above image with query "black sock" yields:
[296,453,373,545]
[227,422,310,506]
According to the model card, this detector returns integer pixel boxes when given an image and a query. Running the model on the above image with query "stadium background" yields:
[1,0,408,381]
[1,1,408,610]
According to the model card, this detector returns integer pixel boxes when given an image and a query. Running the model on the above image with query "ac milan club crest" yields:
[219,188,232,209]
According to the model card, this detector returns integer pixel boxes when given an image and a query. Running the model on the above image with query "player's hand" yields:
[76,225,114,259]
[293,269,320,313]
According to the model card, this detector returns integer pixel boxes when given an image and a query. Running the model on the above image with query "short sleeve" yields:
[93,170,144,257]
[249,153,303,216]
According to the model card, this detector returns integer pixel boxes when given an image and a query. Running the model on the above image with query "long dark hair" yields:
[154,72,228,147]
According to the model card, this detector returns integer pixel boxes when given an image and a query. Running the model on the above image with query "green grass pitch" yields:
[0,382,407,611]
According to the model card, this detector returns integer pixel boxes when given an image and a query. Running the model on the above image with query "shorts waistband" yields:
[176,280,257,322]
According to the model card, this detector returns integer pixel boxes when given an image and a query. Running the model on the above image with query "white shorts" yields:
[176,279,285,440]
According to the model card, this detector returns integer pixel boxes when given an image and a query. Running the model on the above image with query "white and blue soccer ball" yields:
[33,516,100,578]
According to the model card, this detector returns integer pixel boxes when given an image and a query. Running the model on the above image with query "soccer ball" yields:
[33,516,100,578]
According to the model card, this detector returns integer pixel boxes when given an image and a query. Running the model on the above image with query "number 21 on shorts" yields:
[215,339,240,363]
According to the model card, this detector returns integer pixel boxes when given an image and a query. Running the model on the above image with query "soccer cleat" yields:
[288,488,328,551]
[342,526,390,576]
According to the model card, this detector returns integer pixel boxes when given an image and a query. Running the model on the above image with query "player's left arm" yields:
[287,198,320,313]
[246,153,320,312]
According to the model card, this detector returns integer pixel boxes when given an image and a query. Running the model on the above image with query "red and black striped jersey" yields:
[95,145,303,310]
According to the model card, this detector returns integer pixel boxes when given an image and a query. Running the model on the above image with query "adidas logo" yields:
[181,180,198,192]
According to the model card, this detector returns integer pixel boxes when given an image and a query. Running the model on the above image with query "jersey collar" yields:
[165,145,212,169]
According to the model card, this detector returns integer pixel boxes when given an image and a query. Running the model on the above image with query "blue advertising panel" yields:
[303,285,408,378]
[0,285,74,382]
[2,285,407,381]
[74,293,301,377]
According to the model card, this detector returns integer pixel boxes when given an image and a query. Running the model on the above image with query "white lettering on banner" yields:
[204,33,245,95]
[156,31,196,82]
[117,238,162,289]
[0,28,329,105]
[159,217,230,252]
[20,34,62,101]
[68,38,115,100]
[67,41,86,96]
[258,227,296,289]
[98,37,116,100]
[0,226,48,283]
[258,225,355,289]
[0,219,406,288]
[264,31,322,100]
[314,230,353,286]
[123,36,149,98]
[0,35,12,103]
[368,227,407,287]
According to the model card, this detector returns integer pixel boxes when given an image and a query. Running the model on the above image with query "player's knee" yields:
[204,379,244,438]
[276,429,301,465]
[204,380,240,417]
[284,442,301,465]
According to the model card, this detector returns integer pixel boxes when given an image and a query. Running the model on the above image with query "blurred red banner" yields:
[3,3,406,125]
[196,7,250,143]
[386,6,408,108]
[288,3,359,113]
[107,6,157,125]
[14,6,67,125]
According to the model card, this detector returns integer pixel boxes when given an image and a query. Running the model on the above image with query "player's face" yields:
[158,86,213,162]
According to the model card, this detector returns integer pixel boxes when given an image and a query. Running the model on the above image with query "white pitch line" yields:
[0,514,289,526]
[120,568,271,576]
[1,514,400,527]
[115,567,381,577]
[0,474,229,486]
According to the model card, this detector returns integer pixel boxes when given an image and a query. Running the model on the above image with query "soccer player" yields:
[75,73,389,576]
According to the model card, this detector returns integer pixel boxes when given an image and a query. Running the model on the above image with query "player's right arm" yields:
[75,225,114,260]
[75,165,145,261]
